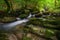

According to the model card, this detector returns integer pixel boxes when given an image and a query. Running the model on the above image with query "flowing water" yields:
[0,13,33,31]
[3,19,29,30]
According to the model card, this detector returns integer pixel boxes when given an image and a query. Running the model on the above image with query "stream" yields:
[0,13,33,31]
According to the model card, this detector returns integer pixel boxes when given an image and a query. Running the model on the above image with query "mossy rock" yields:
[0,17,16,23]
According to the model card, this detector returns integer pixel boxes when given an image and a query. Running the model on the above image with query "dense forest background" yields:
[0,0,60,40]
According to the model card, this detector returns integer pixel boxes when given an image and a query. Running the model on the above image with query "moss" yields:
[23,36,32,40]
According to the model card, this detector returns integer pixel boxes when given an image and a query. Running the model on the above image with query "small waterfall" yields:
[0,13,33,31]
[27,13,35,19]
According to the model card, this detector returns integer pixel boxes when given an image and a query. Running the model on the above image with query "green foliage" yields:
[0,0,6,10]
[0,0,60,40]
[0,31,8,40]
[45,29,54,37]
[23,37,32,40]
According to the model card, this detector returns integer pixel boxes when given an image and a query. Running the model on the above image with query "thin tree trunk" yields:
[4,0,10,13]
